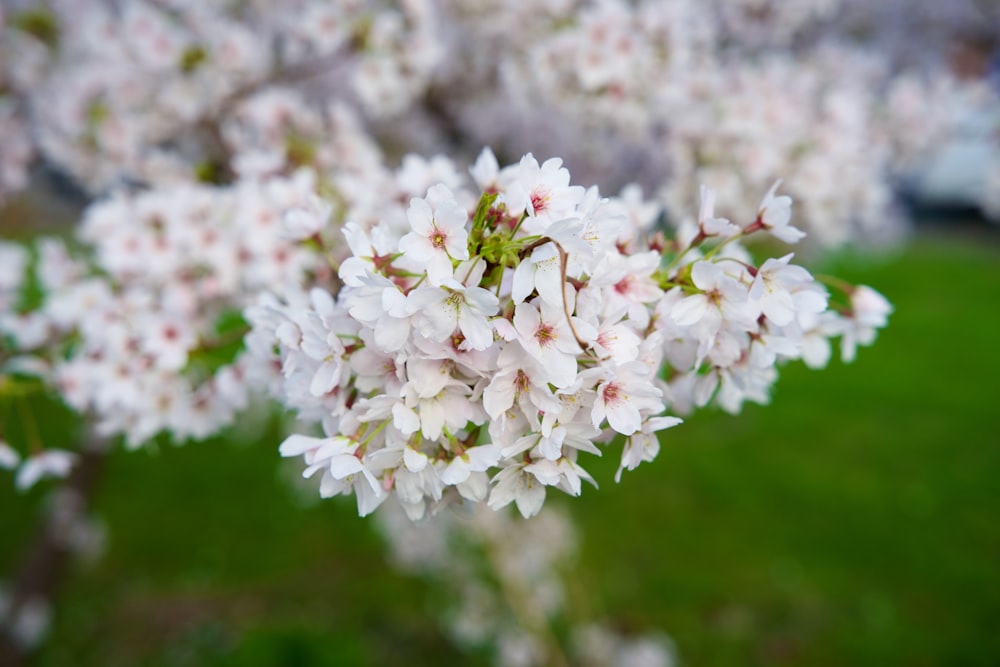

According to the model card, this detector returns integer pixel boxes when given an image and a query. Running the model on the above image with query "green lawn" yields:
[3,230,999,666]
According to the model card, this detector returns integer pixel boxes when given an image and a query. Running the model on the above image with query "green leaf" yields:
[11,8,59,48]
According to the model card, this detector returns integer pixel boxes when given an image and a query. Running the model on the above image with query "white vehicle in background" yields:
[906,72,1000,223]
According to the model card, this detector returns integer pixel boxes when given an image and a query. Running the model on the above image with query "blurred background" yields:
[2,225,998,666]
[2,0,1000,665]
[3,182,999,666]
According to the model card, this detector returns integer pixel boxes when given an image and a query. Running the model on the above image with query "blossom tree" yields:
[0,0,946,664]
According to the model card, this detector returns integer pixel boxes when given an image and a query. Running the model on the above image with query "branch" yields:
[0,434,109,666]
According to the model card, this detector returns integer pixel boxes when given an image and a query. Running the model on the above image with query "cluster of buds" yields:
[252,149,891,519]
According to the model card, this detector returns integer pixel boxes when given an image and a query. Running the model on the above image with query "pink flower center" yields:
[514,369,530,393]
[602,381,624,406]
[535,323,555,346]
[431,230,446,249]
[530,190,549,214]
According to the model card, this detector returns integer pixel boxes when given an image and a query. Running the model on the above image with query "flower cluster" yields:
[1,0,976,245]
[0,175,318,465]
[1,1,439,195]
[255,150,891,519]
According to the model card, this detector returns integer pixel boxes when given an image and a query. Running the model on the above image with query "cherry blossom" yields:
[249,150,890,520]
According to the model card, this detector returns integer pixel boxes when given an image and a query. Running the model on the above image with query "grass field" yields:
[3,228,999,666]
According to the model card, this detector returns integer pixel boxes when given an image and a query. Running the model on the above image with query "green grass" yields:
[3,231,999,666]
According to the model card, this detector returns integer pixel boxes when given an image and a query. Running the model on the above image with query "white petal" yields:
[671,294,708,326]
[329,454,365,479]
[279,434,325,457]
[404,446,429,472]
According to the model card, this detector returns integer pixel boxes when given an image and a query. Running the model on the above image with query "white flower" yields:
[339,222,398,286]
[841,285,892,362]
[470,146,500,191]
[503,154,585,231]
[749,253,817,326]
[698,185,738,237]
[482,345,562,420]
[441,444,501,485]
[489,464,547,518]
[402,379,481,442]
[671,261,759,363]
[511,242,564,307]
[589,361,664,436]
[0,440,21,470]
[279,434,386,516]
[398,186,470,286]
[753,180,805,244]
[282,194,332,240]
[616,416,683,482]
[342,273,412,352]
[511,301,580,388]
[410,281,499,351]
[16,450,77,491]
